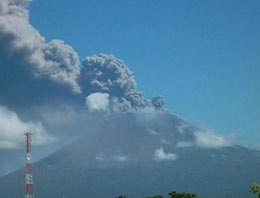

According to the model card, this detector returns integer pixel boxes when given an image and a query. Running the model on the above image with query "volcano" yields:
[0,112,259,198]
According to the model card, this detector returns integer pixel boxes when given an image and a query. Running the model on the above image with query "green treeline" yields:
[115,190,198,198]
[115,182,260,198]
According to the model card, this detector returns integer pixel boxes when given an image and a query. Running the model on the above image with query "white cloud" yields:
[85,92,109,112]
[0,141,18,149]
[194,126,234,148]
[161,139,169,144]
[95,153,105,161]
[176,141,194,148]
[177,124,188,134]
[95,153,128,162]
[175,123,234,149]
[148,129,158,136]
[113,155,128,162]
[0,105,55,149]
[154,147,177,161]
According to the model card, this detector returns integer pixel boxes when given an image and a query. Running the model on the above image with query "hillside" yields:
[0,113,259,198]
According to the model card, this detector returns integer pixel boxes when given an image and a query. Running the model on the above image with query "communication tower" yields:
[24,132,34,198]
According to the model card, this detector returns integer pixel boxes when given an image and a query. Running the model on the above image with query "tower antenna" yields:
[24,132,34,198]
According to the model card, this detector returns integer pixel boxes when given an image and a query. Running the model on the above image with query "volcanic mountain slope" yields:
[0,140,62,176]
[0,150,24,176]
[0,113,259,198]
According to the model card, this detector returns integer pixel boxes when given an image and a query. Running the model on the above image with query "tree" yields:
[250,182,260,198]
[145,196,164,198]
[168,191,198,198]
[115,196,128,198]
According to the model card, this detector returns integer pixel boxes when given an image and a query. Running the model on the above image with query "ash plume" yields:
[80,54,163,111]
[0,0,234,158]
[0,0,80,108]
[0,0,165,112]
[152,96,165,110]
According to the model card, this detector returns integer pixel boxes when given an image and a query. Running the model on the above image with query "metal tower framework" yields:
[25,132,34,198]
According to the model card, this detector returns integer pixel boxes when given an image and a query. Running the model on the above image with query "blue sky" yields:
[29,0,260,147]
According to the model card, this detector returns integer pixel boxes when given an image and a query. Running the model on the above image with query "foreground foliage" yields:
[169,191,198,198]
[115,190,198,198]
[115,182,260,198]
[251,182,260,198]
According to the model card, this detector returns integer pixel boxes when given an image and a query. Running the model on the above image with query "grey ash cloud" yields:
[0,0,81,108]
[0,0,81,149]
[0,0,165,112]
[152,96,165,110]
[0,2,236,176]
[80,54,164,111]
[80,54,137,95]
[0,0,167,150]
[0,0,164,112]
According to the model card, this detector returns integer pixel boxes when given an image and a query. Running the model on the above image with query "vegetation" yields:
[169,191,198,198]
[115,190,198,198]
[115,183,260,198]
[250,182,260,198]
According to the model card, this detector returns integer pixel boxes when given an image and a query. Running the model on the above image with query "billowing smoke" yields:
[152,96,165,110]
[0,0,80,108]
[80,54,163,111]
[0,0,83,156]
[80,54,136,95]
[0,0,235,175]
[0,0,165,112]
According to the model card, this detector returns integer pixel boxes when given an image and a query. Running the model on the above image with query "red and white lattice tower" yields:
[24,132,34,198]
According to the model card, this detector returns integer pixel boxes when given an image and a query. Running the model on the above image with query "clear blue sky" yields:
[29,0,260,147]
